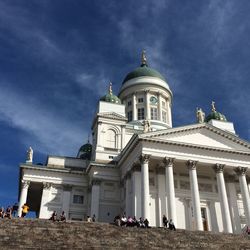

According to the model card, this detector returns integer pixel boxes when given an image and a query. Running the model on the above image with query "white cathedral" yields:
[18,52,250,233]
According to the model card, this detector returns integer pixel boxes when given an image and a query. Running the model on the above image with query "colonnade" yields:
[124,154,250,232]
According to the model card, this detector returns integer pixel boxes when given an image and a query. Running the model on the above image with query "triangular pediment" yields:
[140,124,250,152]
[98,112,127,121]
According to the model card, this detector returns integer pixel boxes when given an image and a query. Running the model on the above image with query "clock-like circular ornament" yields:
[150,96,158,104]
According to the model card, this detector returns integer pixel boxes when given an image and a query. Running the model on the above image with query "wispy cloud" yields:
[0,84,85,156]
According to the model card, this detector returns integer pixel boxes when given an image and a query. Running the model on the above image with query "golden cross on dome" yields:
[211,101,216,112]
[141,50,147,66]
[109,82,112,95]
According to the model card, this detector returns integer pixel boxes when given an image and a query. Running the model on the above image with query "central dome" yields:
[122,64,166,84]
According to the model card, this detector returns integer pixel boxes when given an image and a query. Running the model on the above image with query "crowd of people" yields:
[113,213,176,231]
[49,211,66,222]
[0,203,26,219]
[114,214,150,228]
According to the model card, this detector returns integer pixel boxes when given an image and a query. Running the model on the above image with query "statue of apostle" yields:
[196,108,205,123]
[26,147,33,162]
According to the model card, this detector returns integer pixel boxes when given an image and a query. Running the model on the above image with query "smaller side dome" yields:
[100,82,121,104]
[77,142,92,160]
[205,101,227,122]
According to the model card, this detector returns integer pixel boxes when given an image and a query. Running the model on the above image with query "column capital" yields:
[63,184,73,191]
[234,167,248,176]
[139,154,150,164]
[213,163,225,173]
[163,157,175,167]
[42,182,51,190]
[21,180,30,189]
[92,179,101,186]
[186,160,198,170]
[144,89,150,94]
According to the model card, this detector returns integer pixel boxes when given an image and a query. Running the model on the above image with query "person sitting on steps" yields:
[168,219,176,231]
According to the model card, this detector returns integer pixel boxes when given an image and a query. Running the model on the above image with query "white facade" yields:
[18,55,250,233]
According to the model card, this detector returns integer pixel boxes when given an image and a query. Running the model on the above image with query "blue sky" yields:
[1,0,250,208]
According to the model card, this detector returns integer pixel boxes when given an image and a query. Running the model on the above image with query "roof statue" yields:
[211,101,216,112]
[109,82,112,95]
[143,119,151,132]
[196,108,205,123]
[141,50,148,66]
[26,146,33,163]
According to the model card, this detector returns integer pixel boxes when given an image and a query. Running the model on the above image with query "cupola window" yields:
[138,97,144,103]
[138,108,145,120]
[162,111,167,123]
[151,107,158,120]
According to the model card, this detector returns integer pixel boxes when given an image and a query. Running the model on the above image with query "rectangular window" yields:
[127,111,132,122]
[162,111,167,123]
[73,195,84,204]
[138,97,144,103]
[137,108,145,120]
[128,100,132,106]
[151,108,158,120]
[162,101,166,107]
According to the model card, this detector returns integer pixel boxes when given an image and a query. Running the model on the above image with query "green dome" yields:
[122,64,166,84]
[205,102,227,122]
[205,111,227,122]
[100,93,121,104]
[100,83,121,104]
[78,143,92,160]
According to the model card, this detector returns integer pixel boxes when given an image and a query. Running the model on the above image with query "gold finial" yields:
[109,82,112,95]
[211,101,216,112]
[141,50,147,66]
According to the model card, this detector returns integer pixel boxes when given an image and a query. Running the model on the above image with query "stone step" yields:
[0,219,249,249]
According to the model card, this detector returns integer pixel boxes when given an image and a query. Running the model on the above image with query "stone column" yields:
[132,170,141,218]
[163,157,177,225]
[157,92,162,121]
[225,175,241,233]
[166,99,172,127]
[213,164,233,233]
[246,176,250,195]
[145,90,150,120]
[140,154,150,219]
[132,93,137,121]
[234,167,250,225]
[125,174,131,216]
[39,182,51,219]
[62,184,72,220]
[90,180,101,221]
[18,180,30,217]
[187,160,203,230]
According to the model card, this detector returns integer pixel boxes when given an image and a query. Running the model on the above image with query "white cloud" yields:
[0,85,86,156]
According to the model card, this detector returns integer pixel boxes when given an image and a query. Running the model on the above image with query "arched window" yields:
[105,129,116,148]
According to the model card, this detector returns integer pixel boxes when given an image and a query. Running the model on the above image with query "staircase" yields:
[0,219,249,249]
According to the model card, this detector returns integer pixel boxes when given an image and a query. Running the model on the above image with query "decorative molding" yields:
[21,180,30,189]
[213,164,225,174]
[139,154,150,164]
[42,182,51,190]
[163,157,175,167]
[234,167,248,176]
[186,160,198,170]
[63,184,73,191]
[92,179,101,186]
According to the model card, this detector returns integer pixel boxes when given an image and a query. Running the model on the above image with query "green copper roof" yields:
[78,143,92,160]
[205,111,227,122]
[205,102,227,122]
[122,64,166,84]
[100,93,121,104]
[100,82,121,104]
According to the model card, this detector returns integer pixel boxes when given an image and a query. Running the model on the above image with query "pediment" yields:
[141,124,250,152]
[98,112,127,121]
